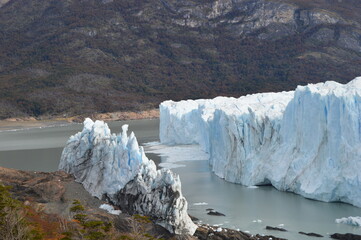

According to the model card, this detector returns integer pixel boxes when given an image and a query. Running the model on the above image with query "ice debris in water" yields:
[193,202,209,206]
[335,216,361,227]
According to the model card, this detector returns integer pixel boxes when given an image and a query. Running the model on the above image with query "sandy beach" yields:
[0,109,159,131]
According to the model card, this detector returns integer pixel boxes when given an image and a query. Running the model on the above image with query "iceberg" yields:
[160,77,361,207]
[335,216,361,227]
[59,118,197,235]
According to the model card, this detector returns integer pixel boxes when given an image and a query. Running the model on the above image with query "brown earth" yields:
[0,109,159,131]
[0,166,292,240]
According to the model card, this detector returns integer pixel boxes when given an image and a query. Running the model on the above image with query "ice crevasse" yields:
[59,118,197,235]
[160,77,361,207]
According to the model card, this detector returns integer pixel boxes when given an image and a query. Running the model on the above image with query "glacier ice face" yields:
[160,77,361,207]
[59,118,196,235]
[116,165,196,234]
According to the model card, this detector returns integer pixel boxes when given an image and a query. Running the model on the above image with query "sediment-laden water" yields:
[0,119,360,239]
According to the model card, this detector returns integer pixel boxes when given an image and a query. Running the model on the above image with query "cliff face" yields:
[0,0,360,118]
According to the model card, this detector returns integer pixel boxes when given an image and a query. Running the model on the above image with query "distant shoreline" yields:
[0,108,159,131]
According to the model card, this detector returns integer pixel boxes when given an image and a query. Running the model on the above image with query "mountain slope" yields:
[0,0,360,118]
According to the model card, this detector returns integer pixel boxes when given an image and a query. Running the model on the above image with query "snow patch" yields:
[99,204,121,215]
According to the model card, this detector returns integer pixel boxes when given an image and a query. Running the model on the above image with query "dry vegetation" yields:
[0,185,166,240]
[0,0,360,119]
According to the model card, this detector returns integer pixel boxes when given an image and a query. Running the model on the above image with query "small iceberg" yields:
[335,216,361,227]
[193,202,208,206]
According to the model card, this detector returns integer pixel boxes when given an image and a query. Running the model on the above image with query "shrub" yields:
[0,184,43,240]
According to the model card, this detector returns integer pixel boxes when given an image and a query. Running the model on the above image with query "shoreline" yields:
[0,109,159,131]
[1,165,358,240]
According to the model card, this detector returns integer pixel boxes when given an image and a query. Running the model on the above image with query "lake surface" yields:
[0,119,360,239]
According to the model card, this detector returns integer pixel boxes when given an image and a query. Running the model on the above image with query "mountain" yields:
[0,0,360,119]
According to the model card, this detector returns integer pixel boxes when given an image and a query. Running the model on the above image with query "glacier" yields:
[59,118,197,235]
[160,77,361,207]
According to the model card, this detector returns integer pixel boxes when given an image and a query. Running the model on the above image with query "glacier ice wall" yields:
[59,118,196,235]
[160,77,361,207]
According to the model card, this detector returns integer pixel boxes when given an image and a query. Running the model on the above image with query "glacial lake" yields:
[0,119,361,239]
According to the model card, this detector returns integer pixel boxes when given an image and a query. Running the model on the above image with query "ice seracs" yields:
[160,77,361,207]
[59,118,196,235]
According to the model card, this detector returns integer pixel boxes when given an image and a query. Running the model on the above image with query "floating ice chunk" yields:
[193,202,209,206]
[247,186,259,189]
[216,227,222,232]
[335,216,361,227]
[252,219,263,223]
[99,204,122,215]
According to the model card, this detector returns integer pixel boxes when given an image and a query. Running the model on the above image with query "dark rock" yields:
[195,224,287,240]
[299,231,323,237]
[207,210,226,216]
[189,214,199,222]
[251,234,287,240]
[194,227,209,240]
[206,208,214,211]
[266,226,287,232]
[172,235,198,240]
[194,225,250,240]
[331,233,361,240]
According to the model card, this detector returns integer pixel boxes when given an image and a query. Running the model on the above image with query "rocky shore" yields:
[1,166,361,240]
[0,166,286,240]
[0,166,296,240]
